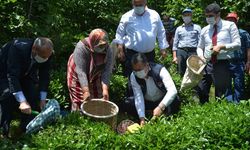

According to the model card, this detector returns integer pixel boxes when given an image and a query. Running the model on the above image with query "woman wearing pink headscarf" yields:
[67,29,114,111]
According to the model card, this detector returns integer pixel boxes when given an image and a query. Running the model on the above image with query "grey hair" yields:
[33,37,54,53]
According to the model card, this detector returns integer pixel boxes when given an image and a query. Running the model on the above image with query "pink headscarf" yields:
[86,28,109,52]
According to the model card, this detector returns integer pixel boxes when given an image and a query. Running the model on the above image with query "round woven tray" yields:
[81,99,119,130]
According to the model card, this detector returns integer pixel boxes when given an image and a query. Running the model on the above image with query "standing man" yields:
[226,12,250,101]
[0,37,53,137]
[196,3,241,104]
[162,14,177,50]
[115,0,169,77]
[172,8,201,76]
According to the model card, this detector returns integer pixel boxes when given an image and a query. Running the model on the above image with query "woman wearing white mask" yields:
[67,29,114,111]
[130,53,180,126]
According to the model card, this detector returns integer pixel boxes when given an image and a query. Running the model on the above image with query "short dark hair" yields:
[205,3,221,14]
[131,53,148,66]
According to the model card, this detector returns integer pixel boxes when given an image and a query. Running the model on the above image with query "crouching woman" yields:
[130,53,180,125]
[67,29,114,111]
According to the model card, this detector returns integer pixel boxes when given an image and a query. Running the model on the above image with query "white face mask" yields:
[134,6,145,15]
[34,55,48,63]
[134,69,147,79]
[94,47,106,53]
[206,17,216,26]
[183,16,192,24]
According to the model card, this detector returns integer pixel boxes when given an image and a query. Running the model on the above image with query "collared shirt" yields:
[197,19,241,60]
[162,17,176,34]
[13,91,47,102]
[115,7,168,53]
[130,67,177,118]
[172,23,201,51]
[233,29,250,61]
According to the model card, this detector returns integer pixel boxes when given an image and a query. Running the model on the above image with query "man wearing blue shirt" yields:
[226,12,250,102]
[172,8,201,76]
[0,38,53,137]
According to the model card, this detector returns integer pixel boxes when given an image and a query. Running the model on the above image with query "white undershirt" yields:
[130,67,177,118]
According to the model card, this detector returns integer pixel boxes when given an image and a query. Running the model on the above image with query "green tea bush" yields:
[2,100,249,149]
[48,68,70,109]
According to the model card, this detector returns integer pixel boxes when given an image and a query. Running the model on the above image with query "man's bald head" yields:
[32,37,53,59]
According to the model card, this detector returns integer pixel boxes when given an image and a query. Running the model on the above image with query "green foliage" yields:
[48,68,70,109]
[110,73,128,102]
[1,100,249,149]
[161,0,250,28]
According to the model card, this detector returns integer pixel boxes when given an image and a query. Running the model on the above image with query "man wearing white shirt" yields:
[115,0,168,77]
[196,3,241,103]
[130,53,180,125]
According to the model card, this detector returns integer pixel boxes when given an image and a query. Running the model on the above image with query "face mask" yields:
[94,47,106,53]
[134,69,147,79]
[34,55,48,63]
[134,6,145,15]
[183,16,192,24]
[206,17,216,26]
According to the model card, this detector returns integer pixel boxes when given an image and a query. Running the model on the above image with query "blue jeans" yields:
[229,61,245,102]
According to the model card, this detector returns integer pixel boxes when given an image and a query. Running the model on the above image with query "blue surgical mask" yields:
[134,69,147,79]
[206,17,216,26]
[34,55,48,63]
[134,6,145,15]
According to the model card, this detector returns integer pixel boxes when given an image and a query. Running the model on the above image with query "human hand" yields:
[160,50,167,58]
[245,62,250,75]
[153,106,163,117]
[212,45,224,55]
[82,91,90,102]
[102,89,109,100]
[172,57,178,64]
[140,118,145,126]
[117,44,125,62]
[19,101,31,114]
[40,100,46,110]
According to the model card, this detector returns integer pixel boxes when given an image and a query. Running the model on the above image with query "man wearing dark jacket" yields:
[0,37,53,137]
[130,53,180,125]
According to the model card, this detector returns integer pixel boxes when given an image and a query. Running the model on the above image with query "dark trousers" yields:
[177,48,197,77]
[118,96,181,118]
[197,60,233,104]
[0,77,39,136]
[229,61,245,102]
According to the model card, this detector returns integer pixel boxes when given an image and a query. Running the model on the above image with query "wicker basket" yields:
[80,99,119,130]
[186,55,206,74]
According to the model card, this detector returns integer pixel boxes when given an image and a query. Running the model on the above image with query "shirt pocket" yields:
[189,30,199,39]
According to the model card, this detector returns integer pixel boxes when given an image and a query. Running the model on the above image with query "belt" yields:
[179,47,197,51]
[126,48,154,54]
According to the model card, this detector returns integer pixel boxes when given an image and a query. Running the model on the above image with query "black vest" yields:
[135,63,167,95]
